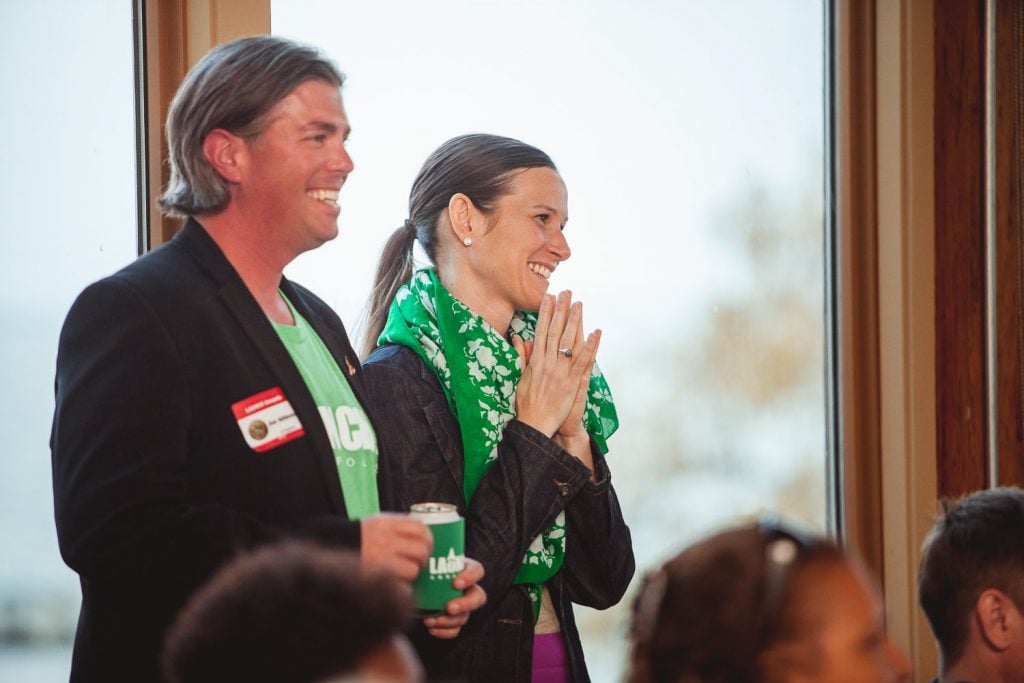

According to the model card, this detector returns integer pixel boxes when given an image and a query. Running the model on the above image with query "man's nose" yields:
[328,139,354,175]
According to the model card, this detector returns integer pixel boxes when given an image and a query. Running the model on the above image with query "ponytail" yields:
[361,133,556,357]
[361,220,418,358]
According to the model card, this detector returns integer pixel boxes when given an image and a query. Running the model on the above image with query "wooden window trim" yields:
[141,0,269,249]
[836,0,939,677]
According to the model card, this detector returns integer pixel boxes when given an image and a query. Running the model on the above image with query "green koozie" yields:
[410,503,465,612]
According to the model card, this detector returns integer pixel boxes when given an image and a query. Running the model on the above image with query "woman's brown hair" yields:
[627,521,844,683]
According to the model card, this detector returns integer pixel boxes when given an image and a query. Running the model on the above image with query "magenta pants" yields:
[532,633,569,683]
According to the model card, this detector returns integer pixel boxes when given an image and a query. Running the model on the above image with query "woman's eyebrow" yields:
[530,204,563,214]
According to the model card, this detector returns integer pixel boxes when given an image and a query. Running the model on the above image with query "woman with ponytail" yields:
[360,133,634,682]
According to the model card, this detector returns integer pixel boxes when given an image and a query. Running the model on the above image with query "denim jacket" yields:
[362,344,635,682]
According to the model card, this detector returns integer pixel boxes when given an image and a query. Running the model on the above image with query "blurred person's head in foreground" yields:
[627,519,910,683]
[162,540,423,683]
[918,486,1024,683]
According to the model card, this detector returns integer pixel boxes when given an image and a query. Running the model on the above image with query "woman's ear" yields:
[446,193,487,246]
[202,128,245,184]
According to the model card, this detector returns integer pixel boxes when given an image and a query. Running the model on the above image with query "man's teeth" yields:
[307,189,339,206]
[528,263,552,279]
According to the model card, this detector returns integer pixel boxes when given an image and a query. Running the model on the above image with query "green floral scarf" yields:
[378,269,618,620]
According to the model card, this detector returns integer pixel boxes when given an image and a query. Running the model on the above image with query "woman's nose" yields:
[549,228,571,261]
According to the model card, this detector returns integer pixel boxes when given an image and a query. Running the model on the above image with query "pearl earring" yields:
[463,237,472,247]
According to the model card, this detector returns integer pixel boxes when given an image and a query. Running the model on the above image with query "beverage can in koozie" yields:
[410,502,465,612]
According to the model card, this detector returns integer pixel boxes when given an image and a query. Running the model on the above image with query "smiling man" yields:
[50,36,483,682]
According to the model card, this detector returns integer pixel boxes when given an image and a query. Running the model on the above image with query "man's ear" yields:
[201,128,245,184]
[976,588,1017,651]
[446,193,488,245]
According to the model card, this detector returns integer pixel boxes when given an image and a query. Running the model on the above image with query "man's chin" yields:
[291,226,339,259]
[315,221,341,245]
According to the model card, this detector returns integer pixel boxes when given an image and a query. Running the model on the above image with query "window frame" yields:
[139,0,270,250]
[834,0,940,675]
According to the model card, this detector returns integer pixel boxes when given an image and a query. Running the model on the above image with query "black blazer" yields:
[51,219,365,682]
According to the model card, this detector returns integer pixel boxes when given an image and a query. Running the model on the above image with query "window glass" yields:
[274,2,825,678]
[0,1,137,678]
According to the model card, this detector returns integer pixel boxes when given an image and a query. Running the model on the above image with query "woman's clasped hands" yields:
[511,290,600,471]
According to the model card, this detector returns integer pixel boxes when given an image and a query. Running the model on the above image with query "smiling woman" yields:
[359,133,634,681]
[439,166,571,333]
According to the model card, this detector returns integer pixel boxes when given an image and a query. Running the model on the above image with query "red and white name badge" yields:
[231,387,305,452]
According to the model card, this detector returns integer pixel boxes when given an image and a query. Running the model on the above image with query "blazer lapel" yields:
[173,221,348,516]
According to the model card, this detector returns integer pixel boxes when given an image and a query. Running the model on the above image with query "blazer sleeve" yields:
[50,278,360,585]
[362,347,633,618]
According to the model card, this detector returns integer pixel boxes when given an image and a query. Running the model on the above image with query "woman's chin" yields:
[524,282,551,311]
[521,293,545,314]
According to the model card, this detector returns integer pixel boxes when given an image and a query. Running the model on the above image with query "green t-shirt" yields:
[272,295,380,520]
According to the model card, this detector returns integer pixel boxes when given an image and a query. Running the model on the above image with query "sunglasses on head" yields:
[633,518,819,642]
[754,516,820,646]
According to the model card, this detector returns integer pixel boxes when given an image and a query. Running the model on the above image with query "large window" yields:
[0,2,138,679]
[273,2,827,678]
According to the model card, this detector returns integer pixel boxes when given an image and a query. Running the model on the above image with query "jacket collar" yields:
[171,218,350,515]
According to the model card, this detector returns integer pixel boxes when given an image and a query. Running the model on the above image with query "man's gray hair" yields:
[159,35,345,218]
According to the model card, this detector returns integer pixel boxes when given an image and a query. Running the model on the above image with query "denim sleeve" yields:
[362,347,633,618]
[561,446,635,609]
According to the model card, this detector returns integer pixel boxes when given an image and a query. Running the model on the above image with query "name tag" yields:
[231,387,305,452]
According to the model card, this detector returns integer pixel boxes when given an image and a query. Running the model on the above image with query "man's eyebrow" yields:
[300,121,351,137]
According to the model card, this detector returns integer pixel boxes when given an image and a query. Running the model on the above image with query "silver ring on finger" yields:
[558,347,573,358]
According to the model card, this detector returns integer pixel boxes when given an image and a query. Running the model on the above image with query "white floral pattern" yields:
[379,269,618,620]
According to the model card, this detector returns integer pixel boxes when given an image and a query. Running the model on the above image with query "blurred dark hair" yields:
[918,486,1024,669]
[162,540,412,683]
[361,133,556,357]
[627,521,845,683]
